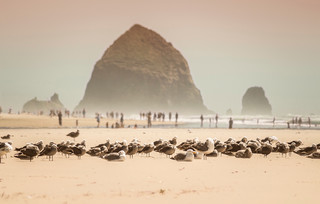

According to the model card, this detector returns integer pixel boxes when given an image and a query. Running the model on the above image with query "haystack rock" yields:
[23,93,65,114]
[75,24,209,114]
[241,87,272,115]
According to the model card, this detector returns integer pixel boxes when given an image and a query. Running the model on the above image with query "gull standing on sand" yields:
[66,130,80,141]
[0,142,13,163]
[14,144,40,162]
[39,142,58,161]
[192,138,215,159]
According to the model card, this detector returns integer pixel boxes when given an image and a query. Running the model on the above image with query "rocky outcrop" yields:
[75,24,209,114]
[241,87,272,115]
[23,93,65,114]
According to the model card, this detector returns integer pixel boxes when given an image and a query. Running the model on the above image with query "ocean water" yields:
[128,114,320,130]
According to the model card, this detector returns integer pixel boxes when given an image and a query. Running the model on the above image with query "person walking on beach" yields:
[200,114,204,127]
[308,117,311,128]
[96,114,100,128]
[229,117,233,129]
[0,106,2,114]
[58,111,62,126]
[169,112,172,121]
[272,117,276,127]
[215,114,218,128]
[175,112,179,126]
[298,117,302,127]
[82,108,86,118]
[120,113,124,128]
[147,112,152,128]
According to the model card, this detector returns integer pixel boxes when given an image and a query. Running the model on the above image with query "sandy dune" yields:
[0,116,319,204]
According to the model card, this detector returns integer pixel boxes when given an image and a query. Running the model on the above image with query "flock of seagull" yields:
[1,130,320,163]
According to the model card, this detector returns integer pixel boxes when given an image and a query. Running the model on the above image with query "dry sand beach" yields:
[0,115,319,204]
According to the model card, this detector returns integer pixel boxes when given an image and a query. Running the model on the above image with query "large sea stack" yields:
[23,93,65,114]
[241,87,272,115]
[76,24,209,114]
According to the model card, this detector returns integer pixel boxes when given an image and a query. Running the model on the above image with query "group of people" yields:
[145,112,179,128]
[200,114,221,128]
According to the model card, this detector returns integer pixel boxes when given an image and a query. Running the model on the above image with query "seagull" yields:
[39,142,58,161]
[58,141,73,158]
[1,134,13,139]
[71,145,86,159]
[127,144,138,158]
[15,140,44,152]
[14,144,40,162]
[111,140,128,154]
[0,142,13,163]
[142,144,154,157]
[171,149,195,161]
[102,150,126,161]
[206,149,219,157]
[66,130,80,141]
[159,144,176,158]
[275,142,290,157]
[169,137,177,146]
[192,138,215,159]
[288,140,303,147]
[259,143,273,157]
[214,142,227,156]
[235,148,253,158]
[91,139,111,150]
[153,138,163,146]
[307,152,320,159]
[294,144,317,156]
[87,145,108,157]
[246,141,261,153]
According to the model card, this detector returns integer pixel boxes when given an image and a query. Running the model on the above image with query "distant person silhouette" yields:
[215,114,218,128]
[175,112,179,126]
[58,111,62,126]
[298,117,302,127]
[169,112,172,121]
[200,114,204,127]
[147,112,152,128]
[229,117,233,129]
[96,114,100,128]
[120,113,124,127]
[272,117,276,127]
[82,108,86,118]
[308,117,311,128]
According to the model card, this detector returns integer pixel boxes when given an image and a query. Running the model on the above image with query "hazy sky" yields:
[0,0,319,115]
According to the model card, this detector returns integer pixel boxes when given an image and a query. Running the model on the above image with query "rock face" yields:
[76,24,209,114]
[241,87,272,115]
[23,93,65,114]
